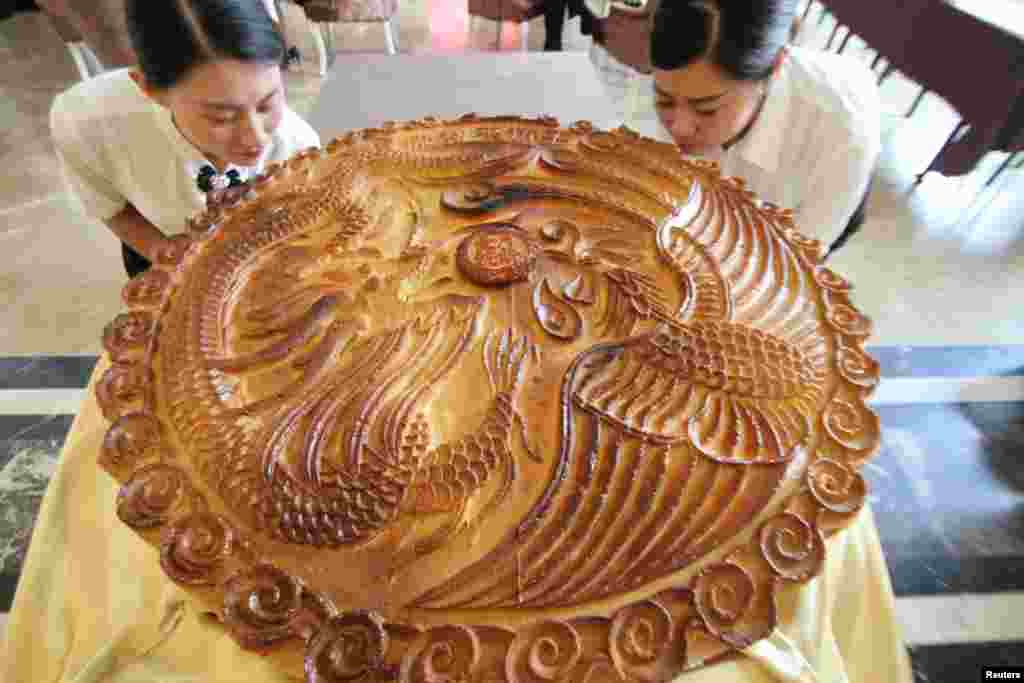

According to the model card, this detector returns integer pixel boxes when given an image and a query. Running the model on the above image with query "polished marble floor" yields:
[1,1,1023,680]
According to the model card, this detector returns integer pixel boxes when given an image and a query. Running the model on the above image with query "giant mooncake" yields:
[96,115,881,682]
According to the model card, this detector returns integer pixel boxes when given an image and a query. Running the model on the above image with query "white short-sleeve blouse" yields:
[626,46,882,247]
[51,68,320,235]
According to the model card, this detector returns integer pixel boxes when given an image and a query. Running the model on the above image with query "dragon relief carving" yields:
[214,286,540,563]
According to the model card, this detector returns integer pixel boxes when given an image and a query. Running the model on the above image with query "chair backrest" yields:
[37,0,136,70]
[467,0,545,23]
[899,3,1024,133]
[823,0,932,66]
[598,2,654,74]
[38,2,82,42]
[296,0,401,23]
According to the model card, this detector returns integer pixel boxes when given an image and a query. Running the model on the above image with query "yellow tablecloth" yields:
[0,360,912,682]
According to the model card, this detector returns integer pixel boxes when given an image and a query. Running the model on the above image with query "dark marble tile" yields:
[958,402,1024,434]
[867,403,1024,566]
[0,416,73,617]
[959,402,1024,494]
[908,642,1024,683]
[888,555,1024,597]
[0,356,98,390]
[0,442,60,576]
[0,415,73,468]
[868,345,1024,379]
[0,571,17,613]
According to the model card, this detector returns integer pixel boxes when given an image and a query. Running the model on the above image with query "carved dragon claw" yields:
[483,327,537,396]
[483,328,542,463]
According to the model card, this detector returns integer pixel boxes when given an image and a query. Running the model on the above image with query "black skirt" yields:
[122,243,152,279]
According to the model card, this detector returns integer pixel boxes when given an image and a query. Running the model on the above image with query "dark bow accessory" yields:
[196,165,244,192]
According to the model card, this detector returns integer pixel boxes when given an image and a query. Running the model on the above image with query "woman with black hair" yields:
[50,0,319,278]
[645,0,880,251]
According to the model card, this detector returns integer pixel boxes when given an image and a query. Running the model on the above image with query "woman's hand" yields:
[205,182,253,211]
[106,204,173,263]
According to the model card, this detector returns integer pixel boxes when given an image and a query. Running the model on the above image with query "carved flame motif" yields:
[506,621,583,683]
[827,303,872,337]
[305,612,390,683]
[96,117,881,683]
[759,513,825,581]
[533,278,583,340]
[154,234,193,268]
[807,459,867,514]
[692,563,772,649]
[100,412,162,468]
[102,311,156,362]
[122,269,170,308]
[562,273,595,305]
[223,564,305,649]
[160,512,235,585]
[609,600,675,680]
[95,363,153,423]
[400,625,481,683]
[836,344,881,388]
[116,463,192,529]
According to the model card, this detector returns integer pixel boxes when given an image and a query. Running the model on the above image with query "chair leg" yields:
[878,63,896,85]
[81,43,106,77]
[65,42,93,81]
[384,19,399,54]
[870,53,883,71]
[520,20,529,51]
[271,0,296,69]
[985,152,1018,188]
[801,0,814,23]
[323,22,336,60]
[906,87,928,118]
[836,28,853,54]
[1014,151,1024,169]
[825,23,842,50]
[914,120,969,189]
[312,22,330,76]
[495,19,503,50]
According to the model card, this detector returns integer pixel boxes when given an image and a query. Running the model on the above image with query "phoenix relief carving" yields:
[168,143,829,603]
[97,123,880,683]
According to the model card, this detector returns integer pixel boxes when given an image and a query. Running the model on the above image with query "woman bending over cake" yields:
[50,0,320,278]
[645,0,880,253]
